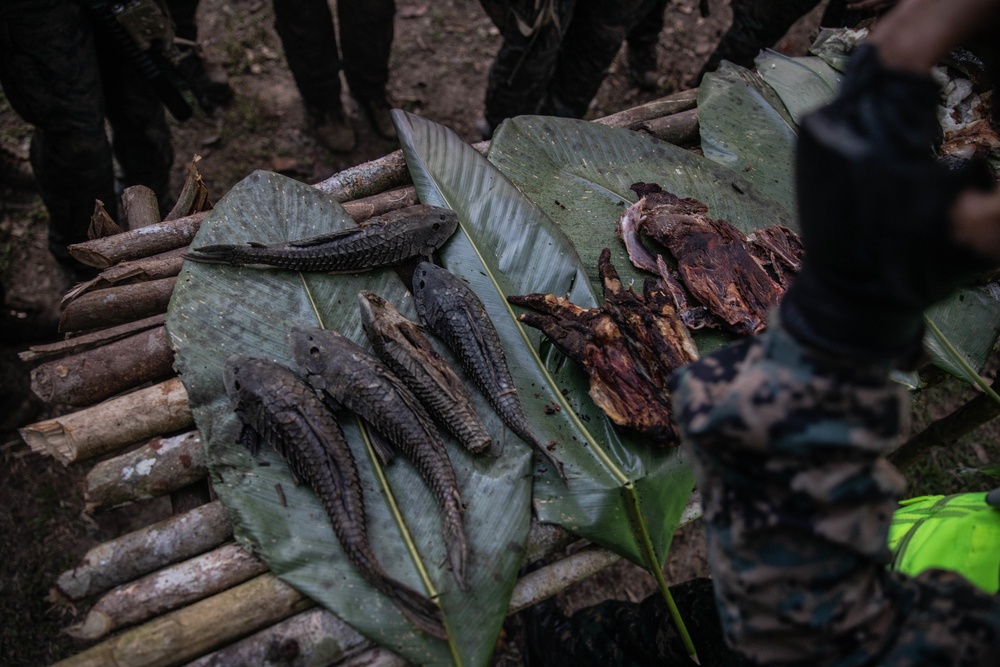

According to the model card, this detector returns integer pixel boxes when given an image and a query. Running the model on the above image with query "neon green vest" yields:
[887,492,1000,594]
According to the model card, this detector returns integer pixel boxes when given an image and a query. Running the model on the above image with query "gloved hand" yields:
[780,43,997,365]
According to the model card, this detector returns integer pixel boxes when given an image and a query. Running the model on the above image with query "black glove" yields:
[780,43,997,365]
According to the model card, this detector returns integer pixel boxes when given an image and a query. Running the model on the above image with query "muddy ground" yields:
[5,2,1000,666]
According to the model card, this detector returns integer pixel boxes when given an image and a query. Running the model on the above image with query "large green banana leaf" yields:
[166,171,533,667]
[698,50,1000,379]
[394,110,694,575]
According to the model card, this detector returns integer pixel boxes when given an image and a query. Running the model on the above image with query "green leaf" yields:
[697,62,799,212]
[397,110,730,569]
[699,55,1000,381]
[754,50,841,125]
[166,171,532,666]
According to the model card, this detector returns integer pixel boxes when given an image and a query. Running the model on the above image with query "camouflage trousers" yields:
[478,0,661,130]
[668,321,1000,666]
[0,0,173,268]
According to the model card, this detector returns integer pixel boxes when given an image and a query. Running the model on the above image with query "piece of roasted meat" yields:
[508,248,698,446]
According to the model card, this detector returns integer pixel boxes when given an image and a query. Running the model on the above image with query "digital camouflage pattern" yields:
[669,320,1000,666]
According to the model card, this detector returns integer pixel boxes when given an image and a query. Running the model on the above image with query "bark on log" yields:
[507,546,621,614]
[593,89,699,127]
[184,607,373,667]
[62,248,187,305]
[85,431,207,512]
[51,574,311,667]
[59,277,178,333]
[312,150,413,202]
[18,314,165,363]
[165,157,211,222]
[632,108,700,145]
[69,211,209,269]
[20,377,193,465]
[30,326,175,407]
[122,186,162,230]
[340,186,419,222]
[65,543,268,641]
[89,200,124,239]
[54,500,232,602]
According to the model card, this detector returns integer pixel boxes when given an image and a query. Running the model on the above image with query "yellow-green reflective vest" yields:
[887,493,1000,594]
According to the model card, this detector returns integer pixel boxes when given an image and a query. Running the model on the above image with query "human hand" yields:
[780,44,998,364]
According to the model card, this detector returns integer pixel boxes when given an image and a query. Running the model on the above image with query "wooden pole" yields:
[183,607,372,667]
[69,211,209,269]
[51,574,311,667]
[59,277,178,333]
[20,377,193,465]
[54,500,232,601]
[30,326,175,407]
[593,89,699,127]
[631,108,700,145]
[18,314,165,363]
[65,543,267,641]
[62,248,187,305]
[84,431,207,512]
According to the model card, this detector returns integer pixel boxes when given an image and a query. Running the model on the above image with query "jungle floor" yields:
[3,1,1000,665]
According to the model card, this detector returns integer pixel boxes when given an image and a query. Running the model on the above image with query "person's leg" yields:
[273,0,355,151]
[625,0,668,89]
[338,0,397,138]
[479,0,572,136]
[0,0,115,276]
[543,0,655,119]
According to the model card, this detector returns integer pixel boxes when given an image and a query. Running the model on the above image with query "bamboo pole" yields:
[30,326,175,407]
[84,431,206,512]
[183,607,372,667]
[59,277,178,333]
[65,543,267,641]
[20,377,193,465]
[18,314,165,363]
[69,211,209,269]
[54,500,232,601]
[51,574,311,667]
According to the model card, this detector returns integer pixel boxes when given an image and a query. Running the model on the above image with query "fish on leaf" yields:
[222,355,446,639]
[411,261,566,480]
[357,290,493,456]
[288,325,469,591]
[616,183,803,336]
[185,204,458,272]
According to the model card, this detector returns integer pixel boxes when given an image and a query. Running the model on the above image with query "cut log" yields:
[54,500,232,601]
[20,377,193,465]
[312,150,413,203]
[84,431,207,512]
[62,248,188,305]
[50,574,311,667]
[507,545,622,615]
[122,185,162,230]
[65,543,267,640]
[69,211,209,269]
[594,88,699,127]
[30,326,175,407]
[18,314,165,363]
[632,108,700,145]
[184,607,373,667]
[59,277,178,333]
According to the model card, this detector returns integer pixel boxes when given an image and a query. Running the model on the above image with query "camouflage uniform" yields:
[668,319,1000,666]
[0,0,173,272]
[478,0,661,131]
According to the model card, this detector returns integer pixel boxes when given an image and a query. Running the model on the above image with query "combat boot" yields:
[308,104,357,153]
[356,93,397,140]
